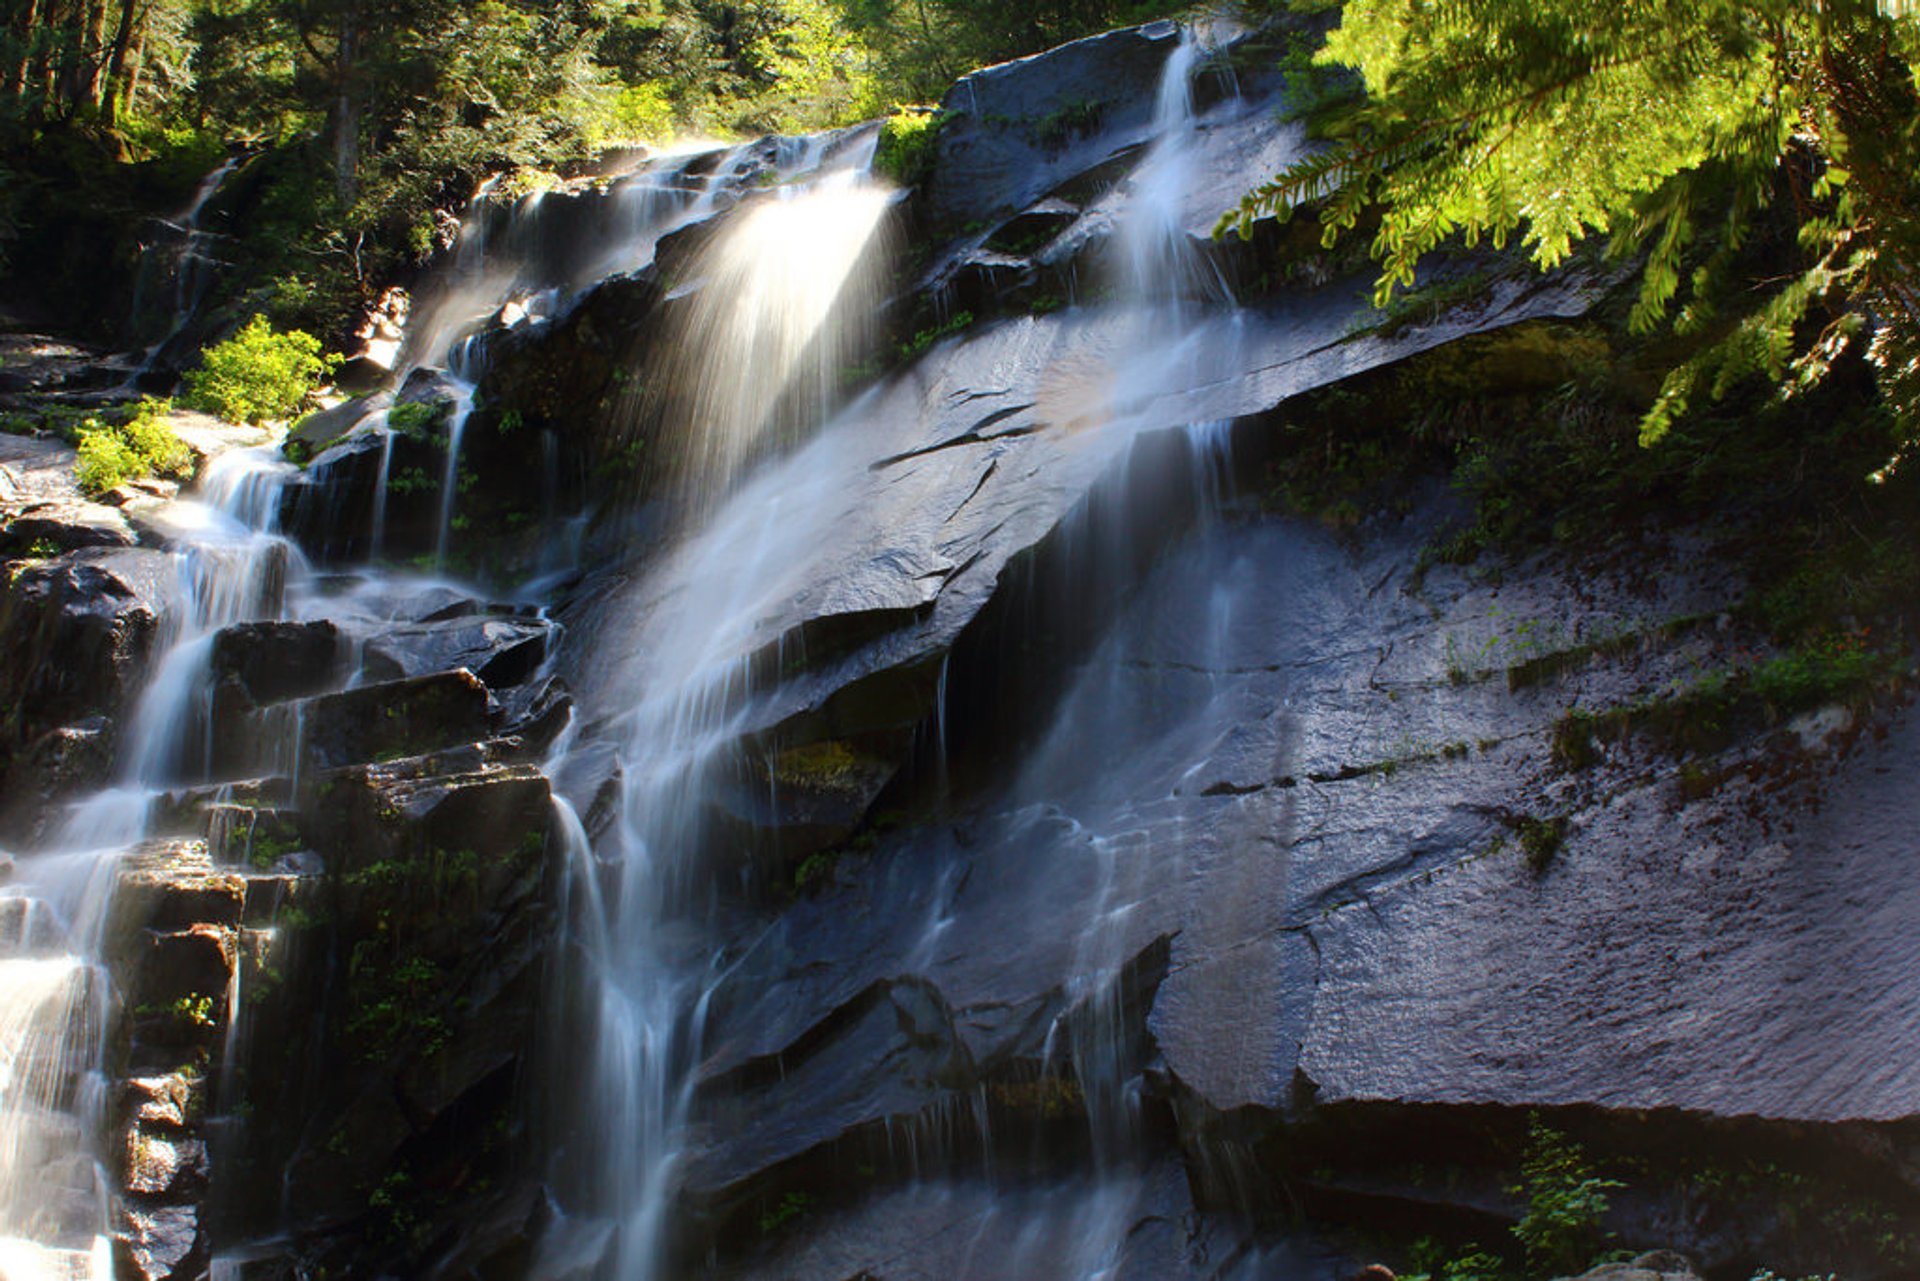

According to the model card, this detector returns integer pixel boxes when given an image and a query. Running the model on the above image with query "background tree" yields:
[1226,0,1920,448]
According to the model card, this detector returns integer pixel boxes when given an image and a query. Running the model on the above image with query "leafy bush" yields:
[603,82,676,144]
[874,107,944,186]
[182,316,338,426]
[73,399,194,495]
[1511,1117,1622,1273]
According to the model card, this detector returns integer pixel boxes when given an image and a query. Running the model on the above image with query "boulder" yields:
[927,23,1185,229]
[0,547,171,750]
[358,614,551,689]
[209,619,344,704]
[0,716,115,842]
[114,1203,202,1281]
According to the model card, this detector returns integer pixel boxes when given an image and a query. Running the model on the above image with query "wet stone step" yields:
[358,613,552,689]
[108,841,245,935]
[208,619,346,707]
[296,668,494,771]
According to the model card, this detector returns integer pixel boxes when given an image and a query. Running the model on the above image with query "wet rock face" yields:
[0,547,172,746]
[0,547,173,839]
[927,23,1185,231]
[672,477,1920,1275]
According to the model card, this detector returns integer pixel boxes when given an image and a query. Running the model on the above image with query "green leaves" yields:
[182,316,339,426]
[1230,0,1920,446]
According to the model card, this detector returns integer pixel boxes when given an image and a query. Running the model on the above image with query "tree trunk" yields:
[82,0,108,108]
[5,0,40,98]
[99,0,139,124]
[330,0,363,208]
[124,6,146,117]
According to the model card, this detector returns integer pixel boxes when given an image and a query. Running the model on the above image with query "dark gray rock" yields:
[285,394,389,458]
[358,614,551,689]
[296,669,494,770]
[716,1161,1345,1281]
[927,23,1184,229]
[0,716,114,842]
[209,619,344,705]
[0,546,172,750]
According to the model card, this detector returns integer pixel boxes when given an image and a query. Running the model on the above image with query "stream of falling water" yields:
[538,134,894,1281]
[0,125,894,1280]
[540,29,1232,1280]
[0,453,297,1280]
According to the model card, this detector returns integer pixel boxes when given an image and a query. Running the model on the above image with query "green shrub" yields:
[874,106,944,186]
[73,398,194,495]
[1511,1116,1622,1273]
[182,315,339,425]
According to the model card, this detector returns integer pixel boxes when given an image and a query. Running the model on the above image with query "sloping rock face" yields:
[675,472,1920,1278]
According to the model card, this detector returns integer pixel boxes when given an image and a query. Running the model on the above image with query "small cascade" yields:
[643,162,894,508]
[129,155,242,378]
[1114,31,1230,310]
[0,448,302,1278]
[432,381,476,567]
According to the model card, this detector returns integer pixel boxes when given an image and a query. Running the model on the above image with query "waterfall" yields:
[643,159,893,508]
[531,31,1236,1280]
[0,446,300,1280]
[539,134,894,1279]
[130,154,242,380]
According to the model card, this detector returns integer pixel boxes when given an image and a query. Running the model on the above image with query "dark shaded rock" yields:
[0,547,171,750]
[0,716,115,842]
[927,23,1184,229]
[131,924,235,1013]
[275,427,389,564]
[267,753,556,1266]
[286,394,390,459]
[209,619,344,705]
[297,669,494,770]
[359,614,551,689]
[709,736,906,867]
[396,366,466,412]
[714,1161,1345,1281]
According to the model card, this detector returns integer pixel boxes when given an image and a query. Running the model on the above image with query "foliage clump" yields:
[1510,1117,1622,1273]
[1226,0,1920,448]
[73,398,194,495]
[874,107,944,187]
[182,316,337,426]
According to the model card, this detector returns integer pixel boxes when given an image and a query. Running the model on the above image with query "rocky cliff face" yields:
[0,16,1914,1281]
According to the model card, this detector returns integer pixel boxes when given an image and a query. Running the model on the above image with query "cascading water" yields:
[642,141,892,506]
[3,28,1265,1276]
[535,30,1241,1280]
[0,449,297,1281]
[130,155,242,380]
[540,136,895,1281]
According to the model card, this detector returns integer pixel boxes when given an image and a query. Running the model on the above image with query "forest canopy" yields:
[0,0,1179,336]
